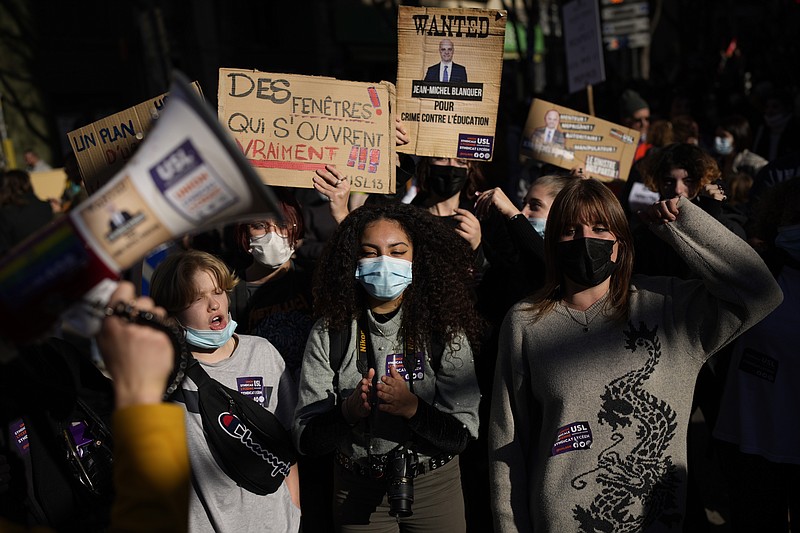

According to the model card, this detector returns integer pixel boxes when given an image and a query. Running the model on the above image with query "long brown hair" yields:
[531,178,634,322]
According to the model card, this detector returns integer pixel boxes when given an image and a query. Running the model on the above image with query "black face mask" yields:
[556,238,617,288]
[426,165,468,199]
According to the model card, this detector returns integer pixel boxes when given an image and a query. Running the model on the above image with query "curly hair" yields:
[641,143,720,197]
[313,202,484,353]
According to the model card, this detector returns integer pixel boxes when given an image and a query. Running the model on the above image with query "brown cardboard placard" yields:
[396,6,506,161]
[218,68,396,194]
[29,168,67,201]
[67,81,204,194]
[521,99,641,182]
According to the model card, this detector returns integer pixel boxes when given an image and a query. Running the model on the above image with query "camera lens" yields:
[387,476,414,518]
[386,449,414,518]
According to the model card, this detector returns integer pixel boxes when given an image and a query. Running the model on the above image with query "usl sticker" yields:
[551,421,593,456]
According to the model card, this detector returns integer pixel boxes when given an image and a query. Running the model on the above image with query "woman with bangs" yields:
[489,178,783,532]
[150,249,301,532]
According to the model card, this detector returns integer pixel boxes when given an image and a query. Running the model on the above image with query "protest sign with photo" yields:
[218,68,396,194]
[521,99,640,181]
[67,82,204,194]
[396,6,506,161]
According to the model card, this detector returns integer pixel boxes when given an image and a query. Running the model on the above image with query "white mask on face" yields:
[714,136,734,155]
[249,232,294,268]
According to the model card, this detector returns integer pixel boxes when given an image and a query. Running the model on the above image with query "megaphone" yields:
[0,71,282,343]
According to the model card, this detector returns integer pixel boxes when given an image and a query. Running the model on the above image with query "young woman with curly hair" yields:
[635,142,746,277]
[293,201,483,532]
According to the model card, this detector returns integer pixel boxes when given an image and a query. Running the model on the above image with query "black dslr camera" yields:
[386,447,417,518]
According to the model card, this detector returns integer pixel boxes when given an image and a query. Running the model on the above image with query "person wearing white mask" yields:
[714,115,768,185]
[229,189,313,383]
[149,249,301,533]
[293,202,483,532]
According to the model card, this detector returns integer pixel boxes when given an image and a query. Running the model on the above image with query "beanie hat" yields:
[619,89,648,118]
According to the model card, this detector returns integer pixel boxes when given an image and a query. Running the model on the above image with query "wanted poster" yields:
[218,68,396,194]
[397,6,506,161]
[521,99,641,181]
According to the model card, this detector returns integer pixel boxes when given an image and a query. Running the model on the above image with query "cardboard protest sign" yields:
[521,99,640,181]
[67,82,204,194]
[218,68,396,194]
[29,168,67,201]
[396,6,506,161]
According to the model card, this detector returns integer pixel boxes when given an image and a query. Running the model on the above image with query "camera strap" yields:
[356,312,379,473]
[357,311,419,475]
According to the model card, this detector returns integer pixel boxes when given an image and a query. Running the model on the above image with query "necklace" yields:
[563,304,591,333]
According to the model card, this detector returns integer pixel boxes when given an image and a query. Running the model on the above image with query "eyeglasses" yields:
[247,221,295,237]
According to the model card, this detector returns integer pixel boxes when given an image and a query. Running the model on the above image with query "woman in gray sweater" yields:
[489,178,783,533]
[293,202,484,532]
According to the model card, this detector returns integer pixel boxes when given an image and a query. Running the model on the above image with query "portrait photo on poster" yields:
[397,6,507,161]
[424,39,468,83]
[520,99,641,182]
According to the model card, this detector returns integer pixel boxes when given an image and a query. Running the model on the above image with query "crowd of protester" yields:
[1,42,798,533]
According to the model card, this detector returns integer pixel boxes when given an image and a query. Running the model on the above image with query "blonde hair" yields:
[150,249,239,316]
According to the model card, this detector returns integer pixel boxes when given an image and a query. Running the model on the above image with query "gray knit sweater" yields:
[293,307,480,464]
[489,198,783,533]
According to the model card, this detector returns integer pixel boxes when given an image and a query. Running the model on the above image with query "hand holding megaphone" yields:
[0,72,282,343]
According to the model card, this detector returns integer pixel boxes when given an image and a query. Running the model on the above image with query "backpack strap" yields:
[183,359,212,386]
[429,334,445,373]
[328,326,351,395]
[229,281,250,330]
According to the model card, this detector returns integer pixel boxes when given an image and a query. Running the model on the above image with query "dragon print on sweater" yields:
[571,322,682,532]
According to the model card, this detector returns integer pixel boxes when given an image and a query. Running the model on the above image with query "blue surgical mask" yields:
[528,217,547,238]
[184,315,238,349]
[355,256,413,301]
[714,136,734,155]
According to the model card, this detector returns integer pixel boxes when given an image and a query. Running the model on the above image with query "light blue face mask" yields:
[528,217,547,238]
[714,136,734,155]
[355,256,413,301]
[184,315,238,349]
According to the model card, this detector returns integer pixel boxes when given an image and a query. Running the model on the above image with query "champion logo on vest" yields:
[217,412,291,477]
